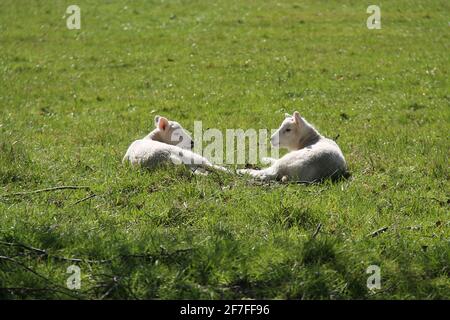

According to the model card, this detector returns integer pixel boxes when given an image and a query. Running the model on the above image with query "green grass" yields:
[0,0,449,299]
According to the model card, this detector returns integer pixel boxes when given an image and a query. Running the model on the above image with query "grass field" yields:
[0,0,449,299]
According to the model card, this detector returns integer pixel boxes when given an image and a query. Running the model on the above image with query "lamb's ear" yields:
[293,111,301,124]
[154,115,161,128]
[157,116,169,131]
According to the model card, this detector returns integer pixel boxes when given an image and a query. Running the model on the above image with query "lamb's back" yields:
[123,139,172,168]
[276,137,347,182]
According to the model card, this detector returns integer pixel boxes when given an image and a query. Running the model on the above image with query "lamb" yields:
[123,115,226,174]
[237,111,347,183]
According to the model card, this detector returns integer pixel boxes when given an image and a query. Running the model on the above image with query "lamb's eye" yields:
[285,128,291,132]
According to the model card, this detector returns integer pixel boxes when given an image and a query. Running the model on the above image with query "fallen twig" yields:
[0,240,193,264]
[1,186,91,197]
[0,287,77,296]
[0,240,47,255]
[0,255,81,299]
[72,193,97,205]
[312,223,322,239]
[0,241,110,264]
[368,226,389,237]
[99,277,120,300]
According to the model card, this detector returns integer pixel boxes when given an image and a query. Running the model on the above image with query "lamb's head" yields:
[152,115,194,150]
[270,111,318,151]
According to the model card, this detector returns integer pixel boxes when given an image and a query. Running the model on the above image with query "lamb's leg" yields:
[210,164,230,173]
[169,154,183,165]
[261,157,277,165]
[174,152,230,174]
[192,163,230,175]
[237,167,278,181]
[192,167,209,175]
[187,153,230,173]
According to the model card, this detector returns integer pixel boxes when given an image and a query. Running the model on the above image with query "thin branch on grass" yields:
[312,223,322,239]
[99,283,119,300]
[0,287,77,296]
[0,245,193,299]
[368,226,389,237]
[1,185,91,197]
[0,240,47,255]
[99,277,120,300]
[0,255,81,299]
[0,241,110,264]
[0,240,193,265]
[72,193,97,205]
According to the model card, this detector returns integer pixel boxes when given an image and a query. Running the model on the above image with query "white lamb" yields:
[123,115,226,174]
[238,111,347,182]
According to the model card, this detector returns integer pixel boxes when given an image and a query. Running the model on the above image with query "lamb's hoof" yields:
[281,175,289,183]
